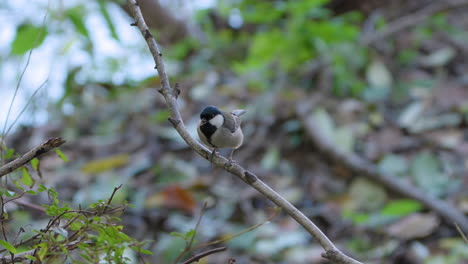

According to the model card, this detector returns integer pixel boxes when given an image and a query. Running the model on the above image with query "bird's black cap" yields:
[200,106,222,120]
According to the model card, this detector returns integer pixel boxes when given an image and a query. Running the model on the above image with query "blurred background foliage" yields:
[1,0,468,263]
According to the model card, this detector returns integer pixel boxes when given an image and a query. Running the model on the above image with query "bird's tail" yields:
[231,109,247,116]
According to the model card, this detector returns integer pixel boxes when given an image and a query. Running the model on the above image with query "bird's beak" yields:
[200,118,207,124]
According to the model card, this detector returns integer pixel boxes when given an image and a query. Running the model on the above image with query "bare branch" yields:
[296,102,468,233]
[181,247,227,264]
[102,184,123,214]
[361,0,468,45]
[125,0,362,263]
[174,202,208,264]
[0,138,66,177]
[454,223,468,244]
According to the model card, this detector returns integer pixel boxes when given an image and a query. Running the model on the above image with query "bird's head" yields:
[200,106,224,128]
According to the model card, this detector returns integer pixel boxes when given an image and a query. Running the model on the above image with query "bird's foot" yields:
[224,158,236,169]
[209,149,218,163]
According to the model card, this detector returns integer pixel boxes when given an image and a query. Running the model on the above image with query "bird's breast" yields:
[210,126,244,149]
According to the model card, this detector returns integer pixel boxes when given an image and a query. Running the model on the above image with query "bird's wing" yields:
[221,112,239,133]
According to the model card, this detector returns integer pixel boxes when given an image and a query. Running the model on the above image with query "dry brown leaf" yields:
[161,185,196,213]
[388,213,440,240]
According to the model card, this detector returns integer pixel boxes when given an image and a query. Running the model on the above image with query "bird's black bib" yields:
[200,122,217,147]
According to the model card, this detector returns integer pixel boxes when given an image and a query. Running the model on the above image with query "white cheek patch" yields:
[209,114,224,128]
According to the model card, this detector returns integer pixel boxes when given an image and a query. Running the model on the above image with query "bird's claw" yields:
[224,159,236,169]
[209,149,218,163]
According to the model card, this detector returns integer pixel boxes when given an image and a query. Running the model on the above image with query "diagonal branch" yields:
[361,0,468,45]
[296,102,468,233]
[126,0,362,263]
[0,138,66,177]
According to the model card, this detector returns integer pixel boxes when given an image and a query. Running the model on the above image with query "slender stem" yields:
[181,247,227,264]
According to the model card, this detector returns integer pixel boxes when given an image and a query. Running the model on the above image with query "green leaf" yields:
[31,158,39,171]
[38,184,47,192]
[342,211,370,224]
[4,148,15,159]
[150,109,171,124]
[378,155,408,176]
[11,24,47,55]
[131,246,152,255]
[381,199,422,217]
[347,178,387,212]
[334,127,354,152]
[0,240,18,254]
[37,243,48,261]
[70,221,83,231]
[21,167,34,186]
[184,229,196,240]
[14,180,25,191]
[261,147,280,170]
[312,108,335,141]
[24,255,37,261]
[410,152,448,196]
[170,232,186,241]
[5,189,16,197]
[55,149,69,162]
[97,0,119,41]
[66,6,90,39]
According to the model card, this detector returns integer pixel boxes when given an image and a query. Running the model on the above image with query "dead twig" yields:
[126,1,362,263]
[454,223,468,244]
[0,137,66,177]
[192,207,280,251]
[361,0,468,45]
[102,184,123,214]
[181,247,227,264]
[173,202,208,264]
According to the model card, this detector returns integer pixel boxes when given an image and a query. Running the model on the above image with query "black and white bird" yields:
[197,106,246,164]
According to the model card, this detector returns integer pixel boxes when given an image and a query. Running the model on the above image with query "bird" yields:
[197,105,246,165]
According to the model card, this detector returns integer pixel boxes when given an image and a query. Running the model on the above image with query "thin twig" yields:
[13,198,46,212]
[454,223,468,244]
[0,137,66,177]
[4,79,48,137]
[361,0,468,45]
[1,4,50,164]
[125,1,361,263]
[188,202,207,249]
[296,102,468,233]
[192,207,280,251]
[102,184,123,214]
[0,238,86,264]
[181,247,227,264]
[173,202,208,264]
